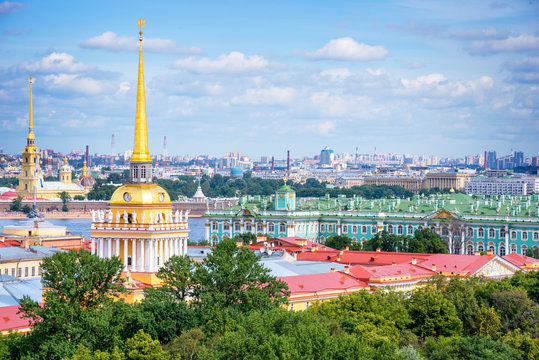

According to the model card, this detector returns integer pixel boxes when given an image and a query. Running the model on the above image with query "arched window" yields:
[257,223,263,232]
[488,244,495,252]
[387,224,393,233]
[321,224,326,232]
[499,246,506,256]
[268,223,274,232]
[534,232,539,241]
[489,228,495,238]
[418,225,423,231]
[279,223,286,233]
[442,227,449,236]
[362,226,367,234]
[467,227,474,237]
[408,225,414,235]
[430,226,436,233]
[467,244,474,255]
[522,245,528,255]
[523,231,528,241]
[511,231,517,240]
[245,223,252,232]
[500,228,506,237]
[352,225,357,234]
[234,223,241,231]
[397,225,403,235]
[510,244,517,254]
[342,226,348,233]
[224,222,230,231]
[477,244,484,252]
[371,225,377,234]
[212,222,218,231]
[478,228,484,237]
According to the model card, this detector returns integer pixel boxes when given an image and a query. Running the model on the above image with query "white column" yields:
[140,239,145,272]
[108,238,113,258]
[183,237,188,255]
[99,238,104,258]
[115,239,120,257]
[179,237,183,257]
[123,239,128,271]
[148,239,155,272]
[91,238,95,255]
[132,239,137,271]
[160,239,164,266]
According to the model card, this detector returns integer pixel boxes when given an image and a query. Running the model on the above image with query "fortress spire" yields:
[27,76,35,144]
[131,18,152,163]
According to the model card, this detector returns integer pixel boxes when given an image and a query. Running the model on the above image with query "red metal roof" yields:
[0,305,32,333]
[279,271,368,295]
[349,263,434,281]
[415,253,496,275]
[503,253,539,268]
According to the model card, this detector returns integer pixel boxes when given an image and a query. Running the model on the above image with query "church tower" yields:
[90,20,189,288]
[59,157,72,184]
[18,77,39,197]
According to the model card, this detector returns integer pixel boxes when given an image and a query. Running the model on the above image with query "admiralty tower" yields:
[90,19,189,286]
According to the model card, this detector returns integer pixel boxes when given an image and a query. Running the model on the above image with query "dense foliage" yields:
[325,229,448,254]
[2,245,539,359]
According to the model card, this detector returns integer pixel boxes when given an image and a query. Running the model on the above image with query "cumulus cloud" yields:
[400,74,494,99]
[467,33,539,55]
[173,52,269,73]
[306,120,337,136]
[0,1,25,16]
[19,52,95,73]
[232,86,296,105]
[303,37,388,61]
[80,31,203,55]
[42,74,111,95]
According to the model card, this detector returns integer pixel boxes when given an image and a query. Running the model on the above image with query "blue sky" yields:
[0,0,538,158]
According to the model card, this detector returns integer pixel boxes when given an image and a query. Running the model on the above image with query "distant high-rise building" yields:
[486,151,497,169]
[319,146,334,166]
[514,151,524,168]
[532,156,539,167]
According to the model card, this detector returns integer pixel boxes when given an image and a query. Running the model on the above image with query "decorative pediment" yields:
[235,207,258,217]
[423,208,463,221]
[474,257,520,278]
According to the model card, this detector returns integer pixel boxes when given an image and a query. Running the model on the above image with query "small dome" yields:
[230,165,243,178]
[79,176,96,187]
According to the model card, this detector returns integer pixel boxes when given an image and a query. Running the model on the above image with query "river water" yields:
[0,216,207,242]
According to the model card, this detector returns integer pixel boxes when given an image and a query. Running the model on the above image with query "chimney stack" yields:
[431,264,437,271]
[474,251,480,256]
[330,268,335,273]
[344,265,350,274]
[486,249,494,256]
[271,156,275,171]
[376,248,381,252]
[411,257,416,265]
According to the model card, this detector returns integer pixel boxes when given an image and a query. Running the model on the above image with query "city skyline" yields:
[1,1,538,157]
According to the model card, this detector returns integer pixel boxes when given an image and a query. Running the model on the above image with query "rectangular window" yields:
[224,223,230,231]
[24,267,28,277]
[127,256,132,266]
[17,268,22,277]
[352,225,357,234]
[268,223,274,232]
[342,226,347,233]
[235,224,241,231]
[212,222,218,231]
[280,224,286,233]
[3,269,7,275]
[38,266,41,275]
[523,231,528,240]
[31,267,35,276]
[11,268,15,276]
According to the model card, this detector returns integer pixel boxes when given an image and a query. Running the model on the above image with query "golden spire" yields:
[131,18,152,163]
[27,76,35,141]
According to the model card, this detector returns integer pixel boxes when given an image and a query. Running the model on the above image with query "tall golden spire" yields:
[131,18,152,163]
[27,76,35,142]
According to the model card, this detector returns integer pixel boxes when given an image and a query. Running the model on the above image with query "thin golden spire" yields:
[27,76,35,142]
[131,18,152,163]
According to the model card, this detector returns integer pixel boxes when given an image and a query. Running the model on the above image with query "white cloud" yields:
[80,31,202,55]
[173,52,269,73]
[467,33,539,55]
[304,37,388,61]
[308,120,337,136]
[320,68,351,82]
[400,74,494,98]
[19,52,94,73]
[42,74,111,95]
[448,25,509,40]
[232,86,296,105]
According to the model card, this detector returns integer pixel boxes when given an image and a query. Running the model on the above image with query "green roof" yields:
[277,184,294,192]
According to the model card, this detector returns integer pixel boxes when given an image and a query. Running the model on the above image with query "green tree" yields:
[58,191,71,212]
[423,336,521,360]
[18,250,126,359]
[192,238,289,312]
[502,329,539,360]
[325,235,352,250]
[163,328,205,360]
[410,229,448,254]
[490,289,539,333]
[73,195,86,200]
[124,330,168,360]
[509,270,539,303]
[9,195,22,212]
[22,204,31,214]
[407,290,463,337]
[526,247,539,259]
[147,255,194,302]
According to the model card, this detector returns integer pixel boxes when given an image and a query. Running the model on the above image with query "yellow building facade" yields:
[90,20,189,297]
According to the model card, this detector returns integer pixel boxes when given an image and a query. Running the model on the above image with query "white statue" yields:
[133,210,137,224]
[179,210,183,222]
[164,212,169,223]
[175,210,179,223]
[185,209,189,221]
[169,210,173,223]
[123,210,128,223]
[141,212,145,224]
[149,212,153,224]
[91,210,96,222]
[107,210,113,223]
[116,211,121,223]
